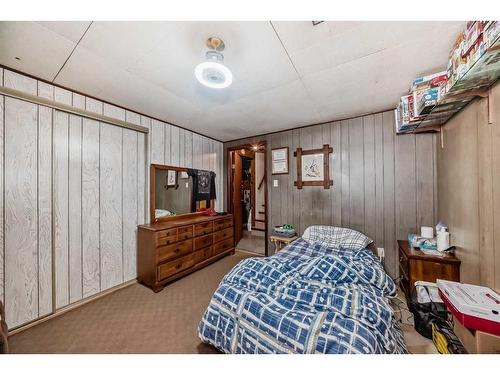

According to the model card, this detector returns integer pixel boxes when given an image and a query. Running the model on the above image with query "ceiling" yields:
[0,21,465,141]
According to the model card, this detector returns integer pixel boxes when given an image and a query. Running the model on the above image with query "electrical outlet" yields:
[273,179,279,187]
[377,247,385,260]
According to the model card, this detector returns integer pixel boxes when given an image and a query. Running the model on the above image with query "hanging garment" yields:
[188,169,216,209]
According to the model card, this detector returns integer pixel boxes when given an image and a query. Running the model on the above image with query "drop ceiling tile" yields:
[0,21,471,141]
[125,21,298,105]
[284,21,464,78]
[0,21,79,81]
[35,21,92,43]
[218,79,322,136]
[300,23,464,123]
[55,44,201,130]
[77,21,185,71]
[272,21,364,53]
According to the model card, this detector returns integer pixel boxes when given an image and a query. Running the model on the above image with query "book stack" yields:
[447,21,499,91]
[395,21,499,133]
[395,71,447,133]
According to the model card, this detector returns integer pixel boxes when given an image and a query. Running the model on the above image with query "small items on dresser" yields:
[408,222,452,255]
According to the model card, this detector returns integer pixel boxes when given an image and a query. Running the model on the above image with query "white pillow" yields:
[302,225,373,251]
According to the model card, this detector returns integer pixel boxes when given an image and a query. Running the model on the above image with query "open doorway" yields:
[227,142,267,256]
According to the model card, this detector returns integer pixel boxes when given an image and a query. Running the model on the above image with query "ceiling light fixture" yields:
[195,37,233,89]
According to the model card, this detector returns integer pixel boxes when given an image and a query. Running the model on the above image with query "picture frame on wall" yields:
[272,147,289,175]
[294,144,333,189]
[166,170,177,187]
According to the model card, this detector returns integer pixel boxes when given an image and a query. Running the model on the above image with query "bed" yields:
[198,226,407,354]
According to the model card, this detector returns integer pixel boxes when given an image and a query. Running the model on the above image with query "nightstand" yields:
[397,240,461,299]
[270,235,298,253]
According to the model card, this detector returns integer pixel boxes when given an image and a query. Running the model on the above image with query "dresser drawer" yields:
[214,217,233,231]
[213,227,233,244]
[157,239,193,263]
[157,254,194,281]
[177,225,193,241]
[194,246,213,263]
[156,228,177,239]
[156,235,178,247]
[194,234,213,250]
[194,221,213,236]
[418,260,458,283]
[213,237,233,255]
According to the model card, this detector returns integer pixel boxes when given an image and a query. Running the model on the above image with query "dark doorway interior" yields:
[227,143,267,256]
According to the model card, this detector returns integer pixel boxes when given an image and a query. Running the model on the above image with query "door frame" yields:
[226,141,268,256]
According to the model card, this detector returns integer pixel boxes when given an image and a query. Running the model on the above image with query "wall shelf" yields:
[397,33,500,135]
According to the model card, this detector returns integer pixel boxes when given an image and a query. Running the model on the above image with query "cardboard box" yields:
[453,316,500,354]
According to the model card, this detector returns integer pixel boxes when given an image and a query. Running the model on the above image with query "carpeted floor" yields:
[8,250,431,354]
[236,230,266,255]
[8,251,253,354]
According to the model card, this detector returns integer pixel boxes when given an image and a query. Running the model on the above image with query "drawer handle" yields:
[175,248,180,253]
[176,264,182,269]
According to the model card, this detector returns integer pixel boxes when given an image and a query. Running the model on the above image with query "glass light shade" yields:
[194,61,233,89]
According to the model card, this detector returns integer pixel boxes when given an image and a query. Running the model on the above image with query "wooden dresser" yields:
[398,240,461,299]
[138,213,234,292]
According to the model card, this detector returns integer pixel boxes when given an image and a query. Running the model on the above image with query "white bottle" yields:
[437,228,450,252]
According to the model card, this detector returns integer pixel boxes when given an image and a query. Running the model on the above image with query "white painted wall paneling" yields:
[4,97,39,327]
[99,123,123,290]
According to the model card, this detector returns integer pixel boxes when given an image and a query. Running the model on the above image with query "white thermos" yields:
[437,228,450,252]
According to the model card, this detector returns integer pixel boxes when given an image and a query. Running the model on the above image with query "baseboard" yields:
[8,279,138,336]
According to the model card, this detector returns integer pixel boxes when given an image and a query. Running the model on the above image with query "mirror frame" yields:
[150,164,194,223]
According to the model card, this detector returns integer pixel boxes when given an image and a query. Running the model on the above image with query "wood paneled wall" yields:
[437,82,500,290]
[224,111,438,277]
[0,68,224,329]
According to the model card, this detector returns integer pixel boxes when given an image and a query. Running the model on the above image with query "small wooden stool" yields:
[270,235,298,253]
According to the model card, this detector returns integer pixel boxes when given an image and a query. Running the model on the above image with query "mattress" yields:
[198,238,407,354]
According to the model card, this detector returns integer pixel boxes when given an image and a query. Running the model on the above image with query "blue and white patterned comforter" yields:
[198,238,407,354]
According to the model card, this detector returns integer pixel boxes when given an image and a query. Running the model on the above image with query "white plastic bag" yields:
[415,281,442,303]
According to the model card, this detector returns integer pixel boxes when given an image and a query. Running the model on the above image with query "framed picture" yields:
[301,153,324,181]
[167,170,177,187]
[294,145,333,189]
[272,147,289,175]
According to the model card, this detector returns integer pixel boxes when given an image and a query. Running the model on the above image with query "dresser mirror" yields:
[151,164,193,222]
[150,164,218,223]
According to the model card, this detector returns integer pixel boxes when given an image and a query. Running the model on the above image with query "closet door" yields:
[3,97,53,328]
[99,123,123,290]
[1,96,147,329]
